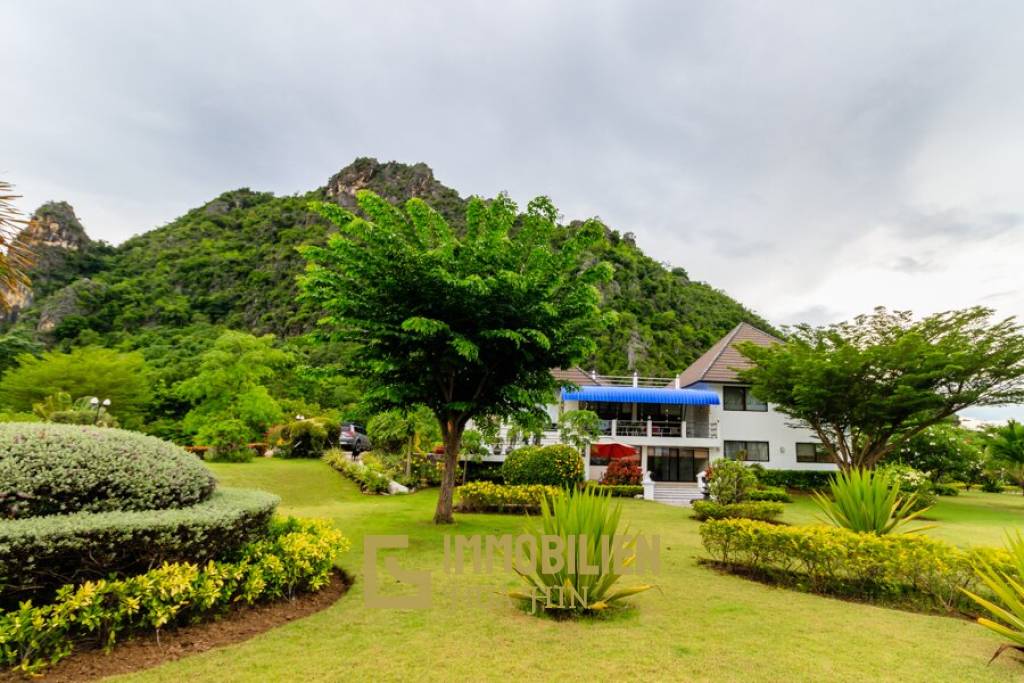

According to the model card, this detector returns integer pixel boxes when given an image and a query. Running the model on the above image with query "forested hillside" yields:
[0,158,775,437]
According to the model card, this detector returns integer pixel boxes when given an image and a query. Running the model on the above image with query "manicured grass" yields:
[783,489,1024,547]
[114,459,1023,682]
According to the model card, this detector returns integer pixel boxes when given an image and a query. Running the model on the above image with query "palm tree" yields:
[0,180,34,310]
[988,420,1024,495]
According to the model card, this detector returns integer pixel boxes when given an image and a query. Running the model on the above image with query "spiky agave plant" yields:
[509,485,654,615]
[962,532,1024,662]
[813,467,932,535]
[0,180,33,309]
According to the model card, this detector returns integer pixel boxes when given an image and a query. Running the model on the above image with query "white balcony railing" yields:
[597,419,718,439]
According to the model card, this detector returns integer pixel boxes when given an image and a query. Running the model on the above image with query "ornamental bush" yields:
[0,517,348,675]
[691,500,784,522]
[322,449,390,493]
[706,459,757,504]
[699,519,1013,614]
[600,457,643,485]
[0,423,216,519]
[501,444,584,488]
[748,487,792,503]
[268,416,340,459]
[455,482,562,513]
[0,488,279,606]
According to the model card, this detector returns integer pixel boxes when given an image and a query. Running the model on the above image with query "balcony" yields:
[598,419,717,440]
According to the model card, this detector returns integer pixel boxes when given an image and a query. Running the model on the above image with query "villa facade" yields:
[483,323,836,501]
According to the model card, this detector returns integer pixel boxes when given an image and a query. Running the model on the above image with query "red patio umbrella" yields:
[591,441,638,460]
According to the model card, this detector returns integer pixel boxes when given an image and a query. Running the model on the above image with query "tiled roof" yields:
[669,322,781,387]
[551,367,603,386]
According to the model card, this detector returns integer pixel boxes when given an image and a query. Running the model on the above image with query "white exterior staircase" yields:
[650,482,704,507]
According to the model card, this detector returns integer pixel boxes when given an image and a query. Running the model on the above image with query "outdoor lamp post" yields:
[90,397,111,425]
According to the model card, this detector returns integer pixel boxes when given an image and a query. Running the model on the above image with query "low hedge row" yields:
[0,488,279,606]
[585,484,644,498]
[691,501,784,522]
[748,487,792,503]
[322,449,390,493]
[753,469,835,491]
[455,482,561,513]
[699,519,1012,614]
[0,517,349,675]
[0,423,216,519]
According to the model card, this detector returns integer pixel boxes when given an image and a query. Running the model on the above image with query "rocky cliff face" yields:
[16,202,91,252]
[2,202,103,325]
[324,157,467,225]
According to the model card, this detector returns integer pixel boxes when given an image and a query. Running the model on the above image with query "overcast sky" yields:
[4,1,1023,419]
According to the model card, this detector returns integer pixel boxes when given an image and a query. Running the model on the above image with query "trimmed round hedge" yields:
[501,444,585,488]
[0,423,216,518]
[0,487,279,606]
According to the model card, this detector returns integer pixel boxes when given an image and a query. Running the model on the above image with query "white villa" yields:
[485,323,837,504]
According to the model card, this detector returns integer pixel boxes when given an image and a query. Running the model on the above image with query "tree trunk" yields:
[433,420,463,524]
[405,435,413,478]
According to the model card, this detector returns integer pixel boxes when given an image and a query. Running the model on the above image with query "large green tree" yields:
[988,420,1024,495]
[176,330,291,444]
[0,346,151,426]
[738,307,1024,470]
[300,191,611,523]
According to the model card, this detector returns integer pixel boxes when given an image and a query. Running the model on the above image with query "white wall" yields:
[708,383,836,470]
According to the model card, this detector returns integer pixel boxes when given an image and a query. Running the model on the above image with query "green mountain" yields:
[3,158,775,376]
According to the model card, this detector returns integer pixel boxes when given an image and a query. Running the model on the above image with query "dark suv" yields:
[339,423,371,456]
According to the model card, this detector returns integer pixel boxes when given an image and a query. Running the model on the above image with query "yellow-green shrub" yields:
[500,444,584,488]
[0,517,348,675]
[455,481,561,513]
[700,518,1012,614]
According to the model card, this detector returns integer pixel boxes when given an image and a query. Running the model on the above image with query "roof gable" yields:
[670,322,781,387]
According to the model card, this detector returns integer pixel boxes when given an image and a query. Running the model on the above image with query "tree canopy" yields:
[0,346,151,427]
[300,190,611,522]
[176,330,291,445]
[738,307,1024,469]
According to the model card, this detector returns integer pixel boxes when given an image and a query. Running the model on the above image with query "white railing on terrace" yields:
[586,371,682,388]
[598,419,718,439]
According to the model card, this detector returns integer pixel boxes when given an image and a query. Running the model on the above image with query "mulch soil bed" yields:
[0,570,350,682]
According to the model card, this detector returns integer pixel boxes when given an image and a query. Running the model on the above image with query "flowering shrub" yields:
[501,444,584,488]
[0,423,216,518]
[700,519,1012,614]
[455,482,561,513]
[691,500,784,522]
[876,462,936,512]
[600,458,643,485]
[0,517,348,675]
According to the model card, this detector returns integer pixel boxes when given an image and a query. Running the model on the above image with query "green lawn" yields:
[114,460,1024,682]
[783,488,1024,547]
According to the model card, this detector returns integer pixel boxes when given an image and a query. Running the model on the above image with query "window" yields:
[723,386,768,412]
[796,442,832,464]
[724,440,769,462]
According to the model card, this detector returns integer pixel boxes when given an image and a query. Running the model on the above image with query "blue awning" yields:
[561,386,720,405]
